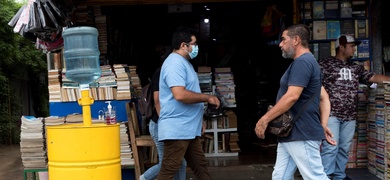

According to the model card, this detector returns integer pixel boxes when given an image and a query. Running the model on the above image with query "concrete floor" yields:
[1,143,381,180]
[187,144,381,180]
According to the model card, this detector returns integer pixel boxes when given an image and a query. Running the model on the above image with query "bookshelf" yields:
[299,0,371,64]
[198,66,239,157]
[203,113,239,157]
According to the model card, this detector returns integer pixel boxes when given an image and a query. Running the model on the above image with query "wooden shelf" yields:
[203,115,239,157]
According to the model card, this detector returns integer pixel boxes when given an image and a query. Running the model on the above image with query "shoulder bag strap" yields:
[291,93,316,123]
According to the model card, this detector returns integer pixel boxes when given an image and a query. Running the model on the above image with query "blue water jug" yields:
[62,26,102,87]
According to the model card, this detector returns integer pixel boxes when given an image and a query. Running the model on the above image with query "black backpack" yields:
[138,83,154,120]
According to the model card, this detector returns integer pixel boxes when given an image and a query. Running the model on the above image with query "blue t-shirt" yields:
[277,52,325,142]
[158,53,204,141]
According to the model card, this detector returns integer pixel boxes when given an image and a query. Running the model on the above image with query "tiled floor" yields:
[186,143,381,180]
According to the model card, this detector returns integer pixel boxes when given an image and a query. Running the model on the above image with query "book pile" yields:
[340,0,352,18]
[60,69,80,102]
[214,67,236,108]
[348,84,369,168]
[128,66,141,97]
[352,0,366,17]
[44,116,65,126]
[197,66,212,92]
[368,84,386,179]
[224,110,238,129]
[299,1,312,20]
[99,65,117,87]
[113,64,131,100]
[65,113,83,124]
[229,132,240,152]
[97,65,117,100]
[382,82,390,179]
[20,116,46,168]
[48,69,62,102]
[120,122,133,165]
[356,85,368,168]
[367,87,378,174]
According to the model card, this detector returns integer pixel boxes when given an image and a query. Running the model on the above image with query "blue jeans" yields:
[272,141,329,180]
[142,120,187,180]
[321,117,356,180]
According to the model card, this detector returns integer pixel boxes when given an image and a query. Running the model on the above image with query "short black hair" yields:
[171,26,197,50]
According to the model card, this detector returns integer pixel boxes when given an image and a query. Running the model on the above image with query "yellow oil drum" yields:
[46,123,121,180]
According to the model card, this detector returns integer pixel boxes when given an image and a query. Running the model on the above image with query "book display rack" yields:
[299,0,371,67]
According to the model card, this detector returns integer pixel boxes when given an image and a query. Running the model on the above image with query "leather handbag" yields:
[266,94,315,137]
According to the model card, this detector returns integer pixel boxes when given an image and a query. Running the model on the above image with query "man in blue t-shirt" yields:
[157,26,220,180]
[255,24,335,180]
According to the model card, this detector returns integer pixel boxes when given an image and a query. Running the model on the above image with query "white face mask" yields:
[186,45,199,59]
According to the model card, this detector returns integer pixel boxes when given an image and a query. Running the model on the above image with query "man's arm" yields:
[369,74,390,83]
[170,86,220,108]
[320,86,336,145]
[254,85,303,139]
[153,91,160,116]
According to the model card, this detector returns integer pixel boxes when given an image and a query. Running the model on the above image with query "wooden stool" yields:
[126,102,156,180]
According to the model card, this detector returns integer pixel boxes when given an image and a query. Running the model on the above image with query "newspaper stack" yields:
[20,116,46,168]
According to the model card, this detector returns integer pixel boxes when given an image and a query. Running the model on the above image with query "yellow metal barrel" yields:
[46,123,121,180]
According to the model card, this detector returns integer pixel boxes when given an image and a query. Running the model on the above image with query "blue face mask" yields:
[188,45,199,59]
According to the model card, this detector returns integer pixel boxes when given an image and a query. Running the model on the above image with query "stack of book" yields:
[299,1,312,20]
[229,132,240,152]
[128,66,141,97]
[214,67,236,108]
[113,64,131,100]
[367,84,390,179]
[352,0,367,17]
[20,116,46,168]
[197,66,212,92]
[99,65,117,87]
[356,85,368,168]
[65,113,83,124]
[43,116,65,126]
[48,69,62,102]
[97,65,117,100]
[348,84,369,168]
[120,122,133,165]
[60,69,80,102]
[367,87,378,174]
[372,84,386,179]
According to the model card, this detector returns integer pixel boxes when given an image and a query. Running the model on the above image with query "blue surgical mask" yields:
[188,45,199,59]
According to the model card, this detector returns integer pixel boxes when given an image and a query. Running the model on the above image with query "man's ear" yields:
[180,42,187,50]
[339,45,345,51]
[294,36,300,46]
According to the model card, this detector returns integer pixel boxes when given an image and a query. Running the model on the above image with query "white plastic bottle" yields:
[104,101,116,124]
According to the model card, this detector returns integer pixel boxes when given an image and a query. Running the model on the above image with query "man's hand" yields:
[324,126,337,146]
[207,95,220,109]
[255,118,268,139]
